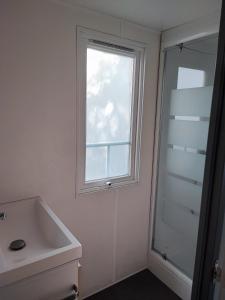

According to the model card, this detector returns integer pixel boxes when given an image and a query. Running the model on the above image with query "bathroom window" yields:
[177,67,205,89]
[76,28,145,193]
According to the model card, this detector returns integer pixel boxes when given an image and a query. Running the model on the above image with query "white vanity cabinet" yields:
[1,260,80,300]
[0,197,82,300]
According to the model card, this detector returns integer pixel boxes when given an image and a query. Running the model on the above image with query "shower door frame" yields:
[192,1,225,298]
[148,15,220,300]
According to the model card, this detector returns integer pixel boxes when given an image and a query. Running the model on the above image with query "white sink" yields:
[0,197,82,287]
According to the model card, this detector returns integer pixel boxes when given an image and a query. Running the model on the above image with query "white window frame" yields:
[76,27,145,193]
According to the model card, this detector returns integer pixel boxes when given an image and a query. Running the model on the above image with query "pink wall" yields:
[0,0,160,297]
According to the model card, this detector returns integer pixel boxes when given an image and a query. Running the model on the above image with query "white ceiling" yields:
[61,0,221,30]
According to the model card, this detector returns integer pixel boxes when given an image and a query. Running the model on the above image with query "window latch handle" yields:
[106,181,112,188]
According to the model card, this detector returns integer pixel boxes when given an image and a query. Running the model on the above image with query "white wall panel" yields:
[0,0,160,297]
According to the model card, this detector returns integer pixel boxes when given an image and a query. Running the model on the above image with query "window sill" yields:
[77,178,140,195]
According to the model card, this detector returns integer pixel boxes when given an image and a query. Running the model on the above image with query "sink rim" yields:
[0,196,82,287]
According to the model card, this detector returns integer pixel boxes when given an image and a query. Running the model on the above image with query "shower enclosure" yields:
[150,34,219,297]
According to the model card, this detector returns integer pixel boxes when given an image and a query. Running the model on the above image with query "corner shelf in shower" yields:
[168,144,206,155]
[168,171,202,186]
[166,196,200,217]
[169,115,210,122]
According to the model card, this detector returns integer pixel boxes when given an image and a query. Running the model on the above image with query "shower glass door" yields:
[152,35,218,278]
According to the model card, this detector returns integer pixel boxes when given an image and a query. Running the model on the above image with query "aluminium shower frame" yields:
[148,12,221,300]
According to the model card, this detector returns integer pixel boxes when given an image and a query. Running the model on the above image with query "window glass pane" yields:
[85,147,107,181]
[85,46,134,181]
[108,144,130,178]
[177,67,205,89]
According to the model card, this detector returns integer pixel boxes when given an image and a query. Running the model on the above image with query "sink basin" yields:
[0,197,82,287]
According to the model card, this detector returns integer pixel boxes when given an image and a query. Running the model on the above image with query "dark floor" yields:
[84,269,181,300]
